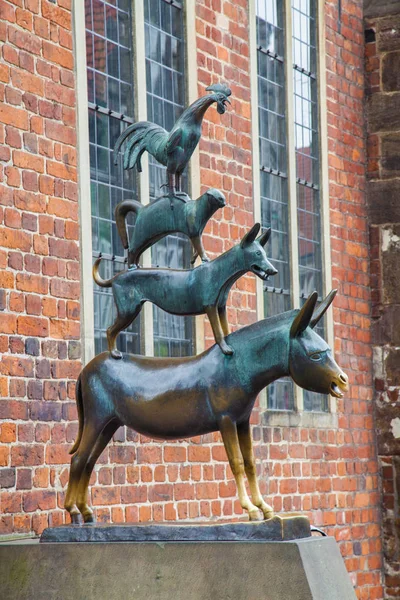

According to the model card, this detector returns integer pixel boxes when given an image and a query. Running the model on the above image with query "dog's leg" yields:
[191,236,209,264]
[107,306,141,359]
[206,306,233,355]
[218,305,230,337]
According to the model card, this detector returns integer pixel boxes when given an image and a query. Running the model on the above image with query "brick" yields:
[16,8,33,31]
[0,104,29,129]
[45,120,76,145]
[8,25,41,55]
[11,445,43,467]
[0,468,16,488]
[42,1,71,30]
[13,150,44,173]
[43,41,73,70]
[16,273,48,294]
[0,314,17,334]
[23,490,56,512]
[17,316,49,337]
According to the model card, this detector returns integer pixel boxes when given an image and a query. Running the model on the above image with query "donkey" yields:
[65,290,348,524]
[115,188,226,267]
[93,223,277,358]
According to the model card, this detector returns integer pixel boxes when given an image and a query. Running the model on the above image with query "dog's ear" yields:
[257,227,271,247]
[240,223,261,248]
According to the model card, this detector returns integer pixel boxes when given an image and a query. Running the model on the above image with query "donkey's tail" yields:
[115,199,142,250]
[92,257,116,288]
[69,374,83,455]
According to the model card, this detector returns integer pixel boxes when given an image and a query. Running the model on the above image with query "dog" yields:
[93,223,277,358]
[115,188,226,267]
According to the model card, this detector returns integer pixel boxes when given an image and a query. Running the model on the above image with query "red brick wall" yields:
[197,0,256,344]
[322,2,383,596]
[0,0,81,534]
[0,1,385,598]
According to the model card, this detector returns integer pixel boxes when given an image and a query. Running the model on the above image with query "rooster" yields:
[113,84,231,196]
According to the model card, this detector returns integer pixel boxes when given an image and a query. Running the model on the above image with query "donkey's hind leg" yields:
[65,420,113,523]
[76,420,120,523]
[64,472,82,524]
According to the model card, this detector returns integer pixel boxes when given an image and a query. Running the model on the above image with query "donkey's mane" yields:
[227,308,298,343]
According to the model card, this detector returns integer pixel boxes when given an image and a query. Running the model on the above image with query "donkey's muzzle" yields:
[330,372,349,398]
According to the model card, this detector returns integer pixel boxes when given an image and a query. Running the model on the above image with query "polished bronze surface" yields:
[115,188,226,267]
[113,83,231,195]
[93,223,277,358]
[64,291,348,524]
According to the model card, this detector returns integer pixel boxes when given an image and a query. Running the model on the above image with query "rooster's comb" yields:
[206,83,232,97]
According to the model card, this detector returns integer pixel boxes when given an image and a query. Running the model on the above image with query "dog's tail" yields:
[92,257,116,288]
[69,374,83,455]
[115,199,142,250]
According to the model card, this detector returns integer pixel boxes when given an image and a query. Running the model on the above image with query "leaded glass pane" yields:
[292,0,326,411]
[144,0,194,357]
[257,1,293,410]
[86,0,140,355]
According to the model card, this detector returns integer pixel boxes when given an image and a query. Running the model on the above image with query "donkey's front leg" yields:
[206,306,233,355]
[219,415,260,520]
[237,420,274,519]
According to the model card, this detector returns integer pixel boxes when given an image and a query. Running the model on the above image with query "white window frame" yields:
[249,0,337,424]
[73,0,200,364]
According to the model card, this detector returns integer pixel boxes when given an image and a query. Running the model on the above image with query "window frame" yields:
[249,0,336,420]
[73,0,200,364]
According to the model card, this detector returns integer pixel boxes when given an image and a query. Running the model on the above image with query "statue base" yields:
[1,533,356,599]
[40,514,310,543]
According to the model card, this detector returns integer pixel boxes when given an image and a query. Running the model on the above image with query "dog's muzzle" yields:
[251,265,278,281]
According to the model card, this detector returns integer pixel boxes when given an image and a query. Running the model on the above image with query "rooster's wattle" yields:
[113,84,231,196]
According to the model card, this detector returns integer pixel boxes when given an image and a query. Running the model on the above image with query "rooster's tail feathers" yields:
[124,130,148,171]
[113,121,154,166]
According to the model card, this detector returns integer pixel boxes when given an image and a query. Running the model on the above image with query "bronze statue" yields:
[113,84,232,196]
[93,224,277,358]
[64,290,348,524]
[115,188,226,268]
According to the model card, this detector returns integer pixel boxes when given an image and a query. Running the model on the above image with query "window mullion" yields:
[184,1,203,354]
[133,0,154,356]
[284,0,303,411]
[73,1,95,365]
[249,0,264,329]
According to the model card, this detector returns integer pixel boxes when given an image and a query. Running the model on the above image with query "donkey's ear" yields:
[240,223,261,248]
[310,289,337,328]
[257,227,271,247]
[290,292,319,337]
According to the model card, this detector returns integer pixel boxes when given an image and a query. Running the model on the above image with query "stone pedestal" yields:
[0,535,356,600]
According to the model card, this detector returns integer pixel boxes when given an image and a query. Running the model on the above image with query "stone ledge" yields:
[40,514,311,543]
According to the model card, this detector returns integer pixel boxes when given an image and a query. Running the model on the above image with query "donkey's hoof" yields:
[220,342,234,356]
[83,513,96,524]
[201,255,210,263]
[248,508,261,521]
[262,509,274,520]
[70,513,81,525]
[111,349,122,359]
